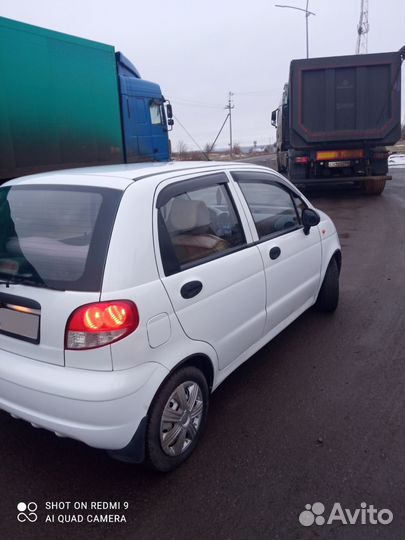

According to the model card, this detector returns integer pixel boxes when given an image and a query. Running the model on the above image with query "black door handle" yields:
[269,246,281,260]
[181,280,203,299]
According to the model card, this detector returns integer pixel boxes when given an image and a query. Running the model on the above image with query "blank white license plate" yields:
[327,161,351,168]
[0,307,40,342]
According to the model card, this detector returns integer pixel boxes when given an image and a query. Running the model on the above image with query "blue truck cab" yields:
[116,53,172,163]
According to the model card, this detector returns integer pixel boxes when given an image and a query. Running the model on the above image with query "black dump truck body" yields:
[272,49,404,194]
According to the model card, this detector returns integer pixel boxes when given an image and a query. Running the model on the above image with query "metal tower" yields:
[356,0,369,54]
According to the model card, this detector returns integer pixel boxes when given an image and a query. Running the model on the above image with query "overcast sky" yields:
[2,0,405,151]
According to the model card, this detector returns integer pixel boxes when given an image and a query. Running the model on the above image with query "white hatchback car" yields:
[0,162,341,471]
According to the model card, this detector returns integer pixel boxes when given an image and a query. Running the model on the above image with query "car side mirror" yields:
[302,208,320,235]
[271,110,277,127]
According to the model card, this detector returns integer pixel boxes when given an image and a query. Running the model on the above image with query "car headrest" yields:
[169,198,211,232]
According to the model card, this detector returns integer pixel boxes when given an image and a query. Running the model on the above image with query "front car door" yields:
[231,170,322,336]
[154,172,266,370]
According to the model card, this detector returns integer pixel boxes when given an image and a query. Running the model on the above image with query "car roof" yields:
[4,161,277,189]
[35,161,266,180]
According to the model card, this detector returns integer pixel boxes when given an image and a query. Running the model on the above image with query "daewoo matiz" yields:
[0,162,341,471]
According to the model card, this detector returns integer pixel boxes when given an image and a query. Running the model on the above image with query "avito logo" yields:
[299,502,393,527]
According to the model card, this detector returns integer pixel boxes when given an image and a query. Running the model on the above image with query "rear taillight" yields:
[65,301,139,350]
[294,156,309,164]
[316,149,364,160]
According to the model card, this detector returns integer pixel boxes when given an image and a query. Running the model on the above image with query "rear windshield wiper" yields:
[0,276,63,291]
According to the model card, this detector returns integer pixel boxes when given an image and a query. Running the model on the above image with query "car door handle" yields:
[181,280,203,299]
[269,246,281,260]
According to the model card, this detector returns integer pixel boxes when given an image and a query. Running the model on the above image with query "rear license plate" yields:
[327,161,351,168]
[0,307,40,343]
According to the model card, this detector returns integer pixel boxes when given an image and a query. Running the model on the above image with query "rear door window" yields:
[157,174,246,274]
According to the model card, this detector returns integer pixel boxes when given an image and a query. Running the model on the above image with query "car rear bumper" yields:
[0,348,168,450]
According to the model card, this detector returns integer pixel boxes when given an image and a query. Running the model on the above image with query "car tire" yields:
[315,258,339,312]
[145,366,209,472]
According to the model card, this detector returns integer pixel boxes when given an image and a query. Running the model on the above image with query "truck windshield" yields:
[0,185,122,292]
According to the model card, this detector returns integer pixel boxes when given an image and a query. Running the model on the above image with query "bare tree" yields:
[177,140,188,160]
[204,142,215,154]
[233,142,241,156]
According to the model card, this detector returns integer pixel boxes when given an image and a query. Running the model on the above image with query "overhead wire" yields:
[173,115,210,160]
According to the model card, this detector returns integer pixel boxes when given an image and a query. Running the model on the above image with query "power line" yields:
[208,113,230,153]
[173,115,209,160]
[172,101,224,109]
[233,90,273,96]
[170,97,224,108]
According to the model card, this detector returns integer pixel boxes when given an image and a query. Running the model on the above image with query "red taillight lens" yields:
[294,156,309,164]
[66,301,139,350]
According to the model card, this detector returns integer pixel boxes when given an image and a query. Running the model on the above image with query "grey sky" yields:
[2,0,404,151]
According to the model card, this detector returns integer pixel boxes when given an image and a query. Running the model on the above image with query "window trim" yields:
[156,172,229,208]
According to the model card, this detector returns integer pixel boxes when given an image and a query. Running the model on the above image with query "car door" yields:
[154,172,266,370]
[231,170,322,336]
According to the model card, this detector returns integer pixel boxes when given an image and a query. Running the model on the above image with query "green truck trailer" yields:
[0,17,172,181]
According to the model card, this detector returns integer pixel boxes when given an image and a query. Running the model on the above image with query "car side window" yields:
[158,182,246,273]
[238,181,300,239]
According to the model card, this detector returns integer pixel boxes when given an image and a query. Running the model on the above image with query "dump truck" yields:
[0,17,173,182]
[271,48,404,194]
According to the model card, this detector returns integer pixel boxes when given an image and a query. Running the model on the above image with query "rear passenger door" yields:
[154,172,266,370]
[232,171,322,336]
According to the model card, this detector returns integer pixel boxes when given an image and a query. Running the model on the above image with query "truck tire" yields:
[277,153,287,173]
[145,366,209,472]
[315,258,339,313]
[361,178,386,195]
[288,160,306,181]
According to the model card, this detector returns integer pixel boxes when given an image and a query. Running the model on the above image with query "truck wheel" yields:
[146,366,209,472]
[288,161,306,181]
[361,178,386,195]
[315,258,339,313]
[277,154,286,173]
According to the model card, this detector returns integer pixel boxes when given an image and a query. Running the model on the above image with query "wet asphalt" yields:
[0,165,404,540]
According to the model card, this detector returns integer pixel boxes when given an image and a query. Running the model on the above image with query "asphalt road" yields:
[0,167,404,540]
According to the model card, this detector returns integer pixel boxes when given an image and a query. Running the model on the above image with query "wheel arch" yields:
[146,353,215,421]
[168,354,215,392]
[332,249,342,275]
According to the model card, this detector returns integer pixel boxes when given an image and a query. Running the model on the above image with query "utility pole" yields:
[305,0,310,58]
[225,92,234,159]
[356,0,369,54]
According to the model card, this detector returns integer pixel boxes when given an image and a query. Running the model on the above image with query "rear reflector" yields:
[65,300,139,350]
[316,149,364,161]
[294,156,309,164]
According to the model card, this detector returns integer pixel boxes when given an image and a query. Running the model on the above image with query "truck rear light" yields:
[340,149,364,159]
[294,156,309,164]
[316,149,364,160]
[65,301,139,350]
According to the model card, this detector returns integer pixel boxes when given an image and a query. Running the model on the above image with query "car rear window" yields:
[0,185,122,291]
